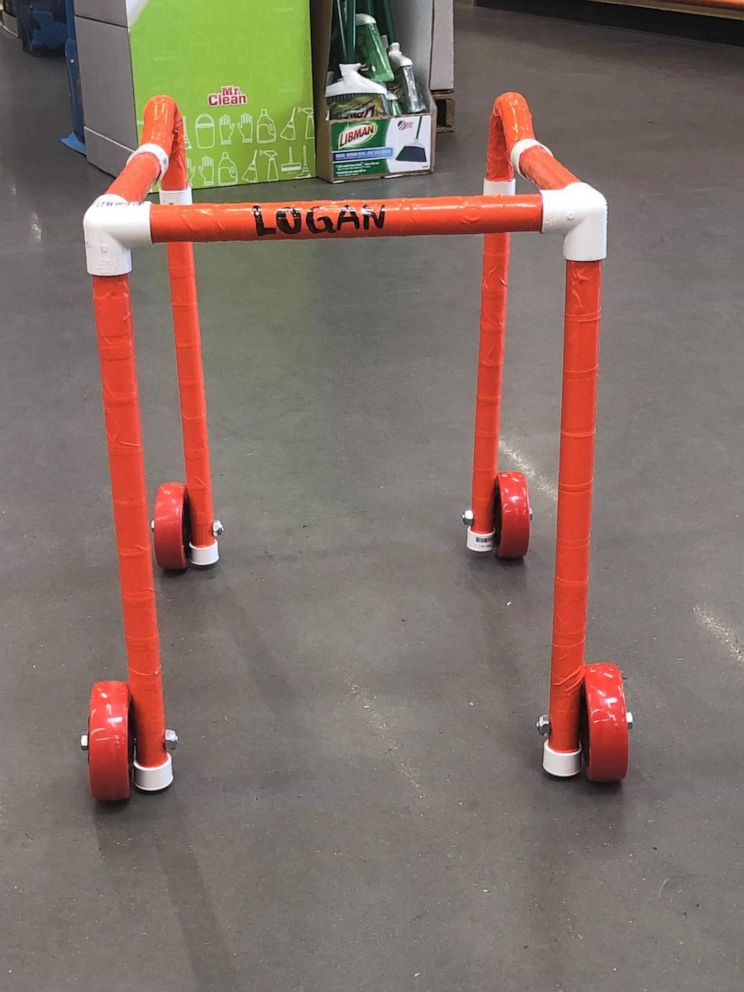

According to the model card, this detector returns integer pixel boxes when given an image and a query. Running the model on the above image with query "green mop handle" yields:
[345,0,357,63]
[376,0,397,43]
[334,0,348,64]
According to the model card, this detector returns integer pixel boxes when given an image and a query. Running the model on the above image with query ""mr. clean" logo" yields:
[338,122,378,149]
[208,85,248,107]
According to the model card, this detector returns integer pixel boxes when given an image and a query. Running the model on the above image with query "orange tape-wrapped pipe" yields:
[158,101,188,193]
[468,98,520,538]
[91,274,167,769]
[548,260,603,753]
[108,95,187,203]
[469,93,580,539]
[491,92,579,192]
[88,95,190,774]
[470,230,511,535]
[108,153,162,204]
[165,242,215,549]
[150,196,544,243]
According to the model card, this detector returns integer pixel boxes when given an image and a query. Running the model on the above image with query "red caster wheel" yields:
[494,471,530,559]
[85,681,133,801]
[153,482,190,570]
[581,663,630,782]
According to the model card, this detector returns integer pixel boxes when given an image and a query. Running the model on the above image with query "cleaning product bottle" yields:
[355,13,393,83]
[256,109,277,144]
[217,151,238,185]
[388,42,427,114]
[326,63,399,120]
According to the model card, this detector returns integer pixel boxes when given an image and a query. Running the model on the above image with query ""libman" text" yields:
[208,85,248,107]
[338,122,377,150]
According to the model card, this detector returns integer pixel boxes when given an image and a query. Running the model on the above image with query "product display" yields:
[314,0,436,181]
[80,89,629,802]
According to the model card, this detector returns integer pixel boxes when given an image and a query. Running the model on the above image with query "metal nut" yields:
[461,509,474,527]
[626,711,634,730]
[164,729,179,751]
[536,715,550,737]
[212,520,224,538]
[80,734,89,751]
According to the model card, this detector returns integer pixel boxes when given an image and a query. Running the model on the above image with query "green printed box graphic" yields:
[130,0,315,189]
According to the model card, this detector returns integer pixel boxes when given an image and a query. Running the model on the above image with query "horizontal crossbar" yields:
[149,195,545,244]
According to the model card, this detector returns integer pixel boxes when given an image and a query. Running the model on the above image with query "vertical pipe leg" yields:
[91,274,172,791]
[467,228,512,552]
[543,260,603,777]
[165,238,218,564]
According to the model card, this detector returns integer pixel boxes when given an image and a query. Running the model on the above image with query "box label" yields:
[331,115,432,179]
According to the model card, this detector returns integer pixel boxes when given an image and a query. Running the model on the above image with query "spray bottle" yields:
[387,42,426,114]
[373,0,427,114]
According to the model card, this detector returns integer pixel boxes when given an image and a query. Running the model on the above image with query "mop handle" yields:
[377,0,397,43]
[346,0,357,63]
[334,0,348,64]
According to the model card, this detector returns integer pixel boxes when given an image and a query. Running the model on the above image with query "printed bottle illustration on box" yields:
[128,0,316,189]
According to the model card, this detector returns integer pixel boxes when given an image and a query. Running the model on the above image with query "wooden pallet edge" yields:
[432,90,455,133]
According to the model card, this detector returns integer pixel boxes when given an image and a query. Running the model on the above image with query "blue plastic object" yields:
[16,0,67,56]
[60,0,85,153]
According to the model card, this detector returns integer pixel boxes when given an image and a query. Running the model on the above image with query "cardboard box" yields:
[310,0,436,183]
[76,0,316,189]
[75,0,129,26]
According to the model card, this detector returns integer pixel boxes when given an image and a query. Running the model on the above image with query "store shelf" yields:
[586,0,744,19]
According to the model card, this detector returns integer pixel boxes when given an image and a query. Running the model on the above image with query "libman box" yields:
[310,0,436,182]
[76,0,315,189]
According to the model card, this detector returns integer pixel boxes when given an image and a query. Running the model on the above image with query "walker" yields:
[80,93,631,800]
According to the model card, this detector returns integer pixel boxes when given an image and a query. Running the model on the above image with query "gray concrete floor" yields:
[1,5,744,991]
